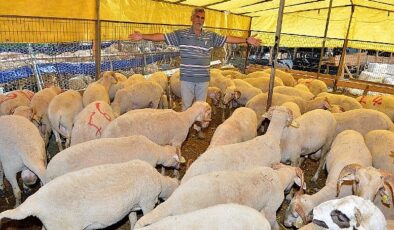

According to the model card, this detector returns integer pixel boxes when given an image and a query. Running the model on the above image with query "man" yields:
[129,7,261,111]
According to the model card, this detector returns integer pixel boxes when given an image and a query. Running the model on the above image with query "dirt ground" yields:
[0,103,327,230]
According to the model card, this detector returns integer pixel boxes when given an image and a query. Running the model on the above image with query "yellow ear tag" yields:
[290,120,300,128]
[294,218,303,228]
[381,194,390,204]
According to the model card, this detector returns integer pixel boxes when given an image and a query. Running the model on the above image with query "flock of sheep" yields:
[0,66,393,230]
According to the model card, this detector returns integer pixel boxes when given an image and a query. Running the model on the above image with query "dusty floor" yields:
[0,104,327,230]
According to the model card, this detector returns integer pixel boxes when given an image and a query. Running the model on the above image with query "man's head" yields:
[191,7,205,30]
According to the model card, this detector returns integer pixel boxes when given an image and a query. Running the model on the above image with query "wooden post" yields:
[356,49,361,76]
[317,0,334,79]
[94,0,101,80]
[335,5,354,91]
[243,19,253,73]
[266,0,286,112]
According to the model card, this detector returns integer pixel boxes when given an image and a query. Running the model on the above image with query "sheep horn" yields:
[295,167,306,191]
[380,170,394,206]
[337,164,362,197]
[294,202,308,224]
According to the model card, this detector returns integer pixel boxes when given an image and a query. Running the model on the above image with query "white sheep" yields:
[45,135,182,182]
[297,78,328,96]
[274,86,314,101]
[222,79,262,106]
[12,105,33,120]
[206,86,222,114]
[135,164,305,230]
[281,102,301,118]
[333,108,394,136]
[111,80,166,117]
[136,203,271,230]
[181,106,294,183]
[208,107,258,149]
[30,86,62,144]
[246,70,271,78]
[364,130,394,175]
[82,71,117,107]
[294,83,311,92]
[0,115,47,207]
[243,77,284,92]
[108,72,128,101]
[312,196,387,230]
[222,69,248,79]
[246,92,329,125]
[280,109,337,182]
[0,160,178,229]
[0,89,34,115]
[316,92,362,111]
[357,95,394,121]
[47,89,83,151]
[284,130,372,228]
[149,71,168,92]
[70,101,115,146]
[263,68,297,86]
[103,101,212,159]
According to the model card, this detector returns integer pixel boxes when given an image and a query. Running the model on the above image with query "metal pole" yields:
[28,43,43,91]
[243,19,253,73]
[266,0,286,112]
[334,5,355,91]
[317,0,334,79]
[94,0,101,80]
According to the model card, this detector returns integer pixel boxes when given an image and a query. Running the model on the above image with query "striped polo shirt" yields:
[165,27,226,82]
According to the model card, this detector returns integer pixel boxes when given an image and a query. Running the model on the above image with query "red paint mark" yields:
[0,93,17,104]
[372,96,383,106]
[95,102,111,121]
[358,96,367,105]
[20,90,34,100]
[86,102,112,137]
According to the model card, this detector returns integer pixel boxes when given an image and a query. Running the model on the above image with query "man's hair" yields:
[192,7,205,16]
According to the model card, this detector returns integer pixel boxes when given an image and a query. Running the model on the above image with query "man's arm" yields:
[226,35,261,47]
[128,31,165,42]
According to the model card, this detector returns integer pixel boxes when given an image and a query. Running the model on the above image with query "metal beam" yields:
[241,0,324,15]
[94,0,101,80]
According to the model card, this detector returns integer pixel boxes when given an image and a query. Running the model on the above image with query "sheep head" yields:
[284,192,313,228]
[262,105,295,127]
[337,165,394,205]
[207,87,222,106]
[272,163,306,192]
[193,101,212,128]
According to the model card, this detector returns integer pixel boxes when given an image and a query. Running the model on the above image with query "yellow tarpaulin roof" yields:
[0,0,393,51]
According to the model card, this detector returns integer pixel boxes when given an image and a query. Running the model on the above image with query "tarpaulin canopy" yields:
[0,0,393,51]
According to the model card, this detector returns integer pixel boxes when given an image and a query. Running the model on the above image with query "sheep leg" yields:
[264,210,279,230]
[4,170,21,207]
[128,212,137,230]
[311,147,329,182]
[0,163,4,196]
[161,166,165,175]
[53,129,63,152]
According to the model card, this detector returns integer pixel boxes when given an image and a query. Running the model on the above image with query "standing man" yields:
[129,7,261,111]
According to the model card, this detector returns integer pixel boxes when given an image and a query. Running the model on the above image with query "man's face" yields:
[191,11,205,30]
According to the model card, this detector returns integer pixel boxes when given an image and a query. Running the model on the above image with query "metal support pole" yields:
[335,5,354,91]
[266,0,286,112]
[28,43,43,91]
[243,19,253,73]
[317,0,334,79]
[94,0,101,80]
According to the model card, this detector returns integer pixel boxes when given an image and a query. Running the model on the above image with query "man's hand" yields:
[246,35,261,47]
[128,31,143,41]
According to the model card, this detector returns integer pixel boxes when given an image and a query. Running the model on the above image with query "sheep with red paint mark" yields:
[0,90,34,115]
[70,101,115,146]
[357,95,394,122]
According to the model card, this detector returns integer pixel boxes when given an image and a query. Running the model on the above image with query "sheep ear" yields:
[354,207,362,227]
[234,90,241,100]
[380,185,391,205]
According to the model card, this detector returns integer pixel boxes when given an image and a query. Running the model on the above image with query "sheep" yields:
[263,68,297,86]
[284,130,372,228]
[316,92,362,111]
[181,106,294,183]
[208,107,258,149]
[281,102,301,118]
[243,77,284,92]
[206,86,222,114]
[274,86,314,100]
[70,101,115,146]
[123,73,146,87]
[136,203,271,230]
[246,92,330,125]
[111,80,166,117]
[12,105,33,120]
[312,196,387,230]
[0,160,178,230]
[364,130,394,175]
[297,78,328,96]
[294,83,311,92]
[149,71,168,92]
[0,89,34,115]
[357,95,394,121]
[0,115,47,207]
[221,69,248,79]
[169,70,181,100]
[135,164,305,230]
[68,75,93,91]
[82,71,117,107]
[336,164,394,220]
[103,101,212,159]
[280,109,337,182]
[108,72,128,101]
[209,70,235,93]
[246,70,271,79]
[45,135,182,182]
[29,86,62,144]
[47,89,83,151]
[222,79,262,106]
[333,108,394,136]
